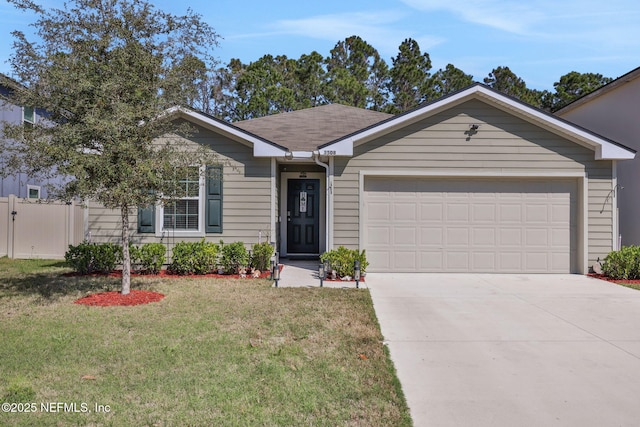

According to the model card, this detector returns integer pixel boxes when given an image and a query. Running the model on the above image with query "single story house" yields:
[88,83,635,273]
[556,66,640,246]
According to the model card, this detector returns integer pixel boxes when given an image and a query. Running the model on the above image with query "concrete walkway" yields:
[275,260,367,289]
[366,273,640,427]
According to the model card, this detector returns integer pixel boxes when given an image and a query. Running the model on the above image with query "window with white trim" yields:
[138,165,222,235]
[161,166,202,231]
[23,106,35,126]
[27,185,41,199]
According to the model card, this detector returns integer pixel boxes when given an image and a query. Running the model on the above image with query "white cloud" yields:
[399,0,545,34]
[239,11,445,59]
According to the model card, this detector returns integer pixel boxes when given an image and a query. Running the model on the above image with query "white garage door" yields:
[363,177,577,273]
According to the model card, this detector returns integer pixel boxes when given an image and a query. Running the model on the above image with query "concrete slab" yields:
[367,273,640,427]
[275,260,367,289]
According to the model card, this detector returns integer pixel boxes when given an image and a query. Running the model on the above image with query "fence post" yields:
[7,194,15,258]
[66,201,74,249]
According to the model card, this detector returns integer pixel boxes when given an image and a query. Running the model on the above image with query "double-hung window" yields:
[163,166,201,231]
[137,165,222,235]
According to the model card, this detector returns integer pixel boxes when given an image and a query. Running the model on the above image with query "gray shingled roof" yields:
[233,104,393,151]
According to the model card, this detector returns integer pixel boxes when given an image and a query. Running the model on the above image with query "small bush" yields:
[169,240,219,275]
[65,242,122,274]
[220,241,250,274]
[251,242,274,271]
[602,245,640,279]
[320,246,369,278]
[130,243,166,274]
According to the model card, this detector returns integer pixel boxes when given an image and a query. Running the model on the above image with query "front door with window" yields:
[287,179,320,254]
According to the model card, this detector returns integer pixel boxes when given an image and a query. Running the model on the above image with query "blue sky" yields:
[1,0,639,90]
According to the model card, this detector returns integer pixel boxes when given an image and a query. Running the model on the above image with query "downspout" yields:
[313,151,330,254]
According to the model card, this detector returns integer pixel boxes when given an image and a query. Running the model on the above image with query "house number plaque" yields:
[299,191,307,213]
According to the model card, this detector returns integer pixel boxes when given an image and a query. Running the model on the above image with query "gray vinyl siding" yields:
[333,99,614,268]
[88,123,272,250]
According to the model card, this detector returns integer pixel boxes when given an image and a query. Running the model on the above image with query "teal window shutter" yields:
[205,165,223,233]
[138,205,155,233]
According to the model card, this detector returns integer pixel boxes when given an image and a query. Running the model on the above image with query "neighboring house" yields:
[89,83,635,273]
[0,73,60,199]
[557,67,640,246]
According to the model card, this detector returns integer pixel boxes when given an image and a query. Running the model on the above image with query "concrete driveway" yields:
[366,273,640,427]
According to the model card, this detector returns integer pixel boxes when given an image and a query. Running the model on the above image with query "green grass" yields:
[0,258,411,426]
[613,281,640,291]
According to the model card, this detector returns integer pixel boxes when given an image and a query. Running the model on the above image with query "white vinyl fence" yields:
[0,195,85,259]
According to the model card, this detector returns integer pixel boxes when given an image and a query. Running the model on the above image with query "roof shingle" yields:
[233,104,392,151]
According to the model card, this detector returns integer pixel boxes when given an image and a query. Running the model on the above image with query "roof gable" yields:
[321,84,635,160]
[233,104,392,152]
[166,107,288,157]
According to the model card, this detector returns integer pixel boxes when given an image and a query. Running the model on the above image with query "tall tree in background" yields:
[233,55,298,119]
[427,64,474,101]
[295,51,328,109]
[387,38,432,113]
[325,35,389,110]
[544,71,613,111]
[3,0,220,294]
[483,66,551,108]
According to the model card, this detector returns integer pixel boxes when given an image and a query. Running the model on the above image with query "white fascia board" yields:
[319,139,353,156]
[170,107,288,157]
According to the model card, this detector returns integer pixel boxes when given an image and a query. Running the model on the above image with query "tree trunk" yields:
[121,205,131,295]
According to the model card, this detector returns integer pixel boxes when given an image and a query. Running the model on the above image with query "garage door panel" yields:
[500,204,522,222]
[394,251,417,269]
[420,252,444,270]
[394,203,416,221]
[446,204,470,221]
[500,252,522,270]
[500,228,522,245]
[472,228,496,246]
[367,227,390,245]
[420,203,443,220]
[367,202,390,220]
[364,177,576,273]
[525,252,549,271]
[525,228,549,246]
[472,204,496,221]
[446,228,469,245]
[525,204,549,222]
[393,227,417,245]
[420,227,443,245]
[369,250,391,269]
[447,252,470,269]
[472,252,496,270]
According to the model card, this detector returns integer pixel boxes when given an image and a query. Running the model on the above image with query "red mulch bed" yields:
[587,273,640,284]
[74,290,165,307]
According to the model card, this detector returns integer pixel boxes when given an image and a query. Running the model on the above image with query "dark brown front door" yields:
[287,179,320,254]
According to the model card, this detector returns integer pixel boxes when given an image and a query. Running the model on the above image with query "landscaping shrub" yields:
[251,242,274,271]
[602,245,640,279]
[130,243,166,274]
[220,241,250,274]
[320,246,369,278]
[64,242,122,274]
[169,240,219,275]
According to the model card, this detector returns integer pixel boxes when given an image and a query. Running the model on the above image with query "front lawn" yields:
[0,258,411,426]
